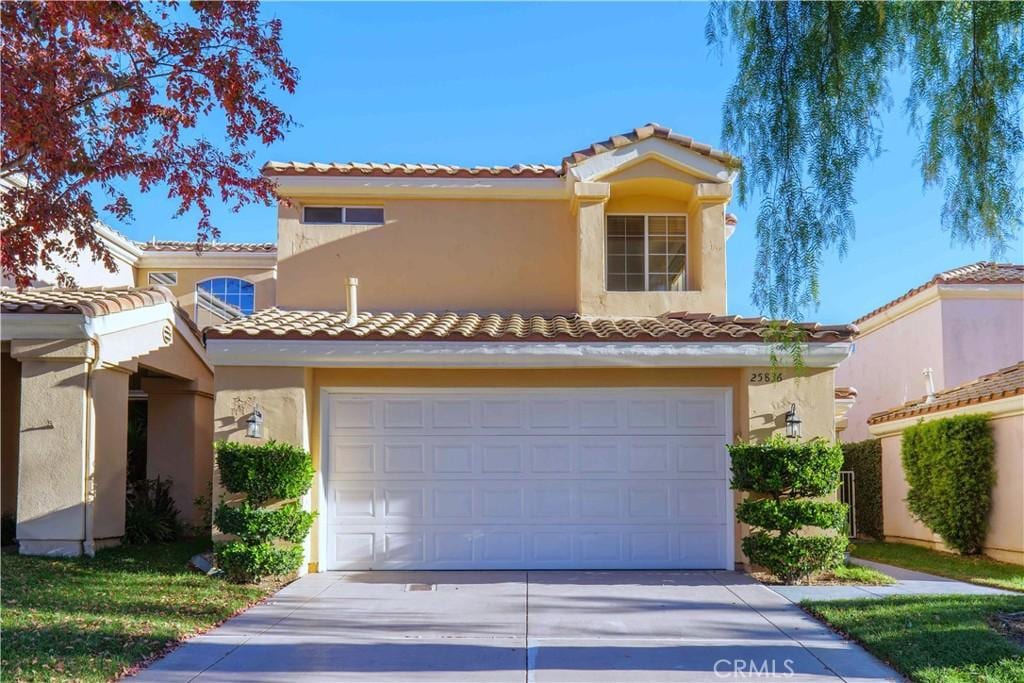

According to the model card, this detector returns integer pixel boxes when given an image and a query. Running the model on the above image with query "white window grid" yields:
[302,205,384,225]
[606,214,688,292]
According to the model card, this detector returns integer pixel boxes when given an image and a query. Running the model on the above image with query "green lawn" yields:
[1,540,284,682]
[829,562,896,585]
[851,541,1024,592]
[804,594,1024,683]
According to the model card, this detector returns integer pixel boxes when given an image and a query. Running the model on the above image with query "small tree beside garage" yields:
[730,436,848,583]
[214,441,316,583]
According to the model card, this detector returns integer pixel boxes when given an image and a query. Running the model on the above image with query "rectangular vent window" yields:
[148,271,178,286]
[303,206,384,225]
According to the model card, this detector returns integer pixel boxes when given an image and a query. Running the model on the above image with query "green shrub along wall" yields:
[214,441,316,583]
[902,414,995,555]
[730,436,848,583]
[841,439,883,539]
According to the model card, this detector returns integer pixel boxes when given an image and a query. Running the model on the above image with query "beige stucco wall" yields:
[574,173,729,317]
[275,198,577,313]
[211,363,836,570]
[10,340,94,555]
[91,365,131,541]
[273,160,732,318]
[879,412,1024,565]
[1,349,21,517]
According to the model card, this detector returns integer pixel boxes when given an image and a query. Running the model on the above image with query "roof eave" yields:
[204,338,853,369]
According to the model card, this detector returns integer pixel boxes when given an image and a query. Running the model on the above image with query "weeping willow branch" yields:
[708,1,1023,320]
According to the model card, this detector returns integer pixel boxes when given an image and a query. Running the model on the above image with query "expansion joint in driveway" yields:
[184,579,338,683]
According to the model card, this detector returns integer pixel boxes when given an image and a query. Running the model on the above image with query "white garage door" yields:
[322,388,732,570]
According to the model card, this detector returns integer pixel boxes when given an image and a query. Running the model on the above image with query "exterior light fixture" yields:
[246,405,264,439]
[784,403,802,439]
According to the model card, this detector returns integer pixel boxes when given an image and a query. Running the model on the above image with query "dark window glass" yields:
[303,207,344,223]
[344,207,384,224]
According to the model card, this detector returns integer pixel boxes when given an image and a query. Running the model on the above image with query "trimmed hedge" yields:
[216,440,315,506]
[214,440,316,582]
[214,501,315,545]
[902,414,994,554]
[216,542,306,584]
[841,438,883,539]
[730,436,847,583]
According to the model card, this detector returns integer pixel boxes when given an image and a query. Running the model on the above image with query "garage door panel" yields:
[332,436,721,480]
[329,390,728,437]
[325,389,731,570]
[330,479,726,526]
[327,524,729,570]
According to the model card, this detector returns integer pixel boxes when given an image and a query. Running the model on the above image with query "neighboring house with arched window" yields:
[135,240,276,323]
[1,229,276,557]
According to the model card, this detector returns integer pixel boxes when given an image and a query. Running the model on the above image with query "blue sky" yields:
[102,2,1022,323]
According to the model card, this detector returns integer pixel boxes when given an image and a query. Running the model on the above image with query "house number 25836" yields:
[749,372,783,384]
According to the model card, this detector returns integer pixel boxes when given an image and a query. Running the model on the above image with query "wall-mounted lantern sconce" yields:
[784,403,802,439]
[246,405,264,439]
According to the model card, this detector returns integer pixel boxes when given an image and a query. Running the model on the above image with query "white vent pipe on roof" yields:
[346,277,359,326]
[923,367,936,404]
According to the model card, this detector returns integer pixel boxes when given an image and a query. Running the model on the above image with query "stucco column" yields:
[142,377,214,528]
[690,183,731,313]
[11,340,95,556]
[90,362,133,547]
[573,181,611,316]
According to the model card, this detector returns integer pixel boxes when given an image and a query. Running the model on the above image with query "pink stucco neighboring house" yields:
[836,262,1024,442]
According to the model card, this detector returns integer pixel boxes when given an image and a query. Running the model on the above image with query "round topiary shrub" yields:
[214,440,316,583]
[730,435,847,583]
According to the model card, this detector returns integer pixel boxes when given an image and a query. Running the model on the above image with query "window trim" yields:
[194,276,256,322]
[147,271,178,286]
[605,213,689,292]
[301,205,385,226]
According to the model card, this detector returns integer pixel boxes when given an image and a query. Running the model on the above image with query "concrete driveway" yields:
[132,571,899,682]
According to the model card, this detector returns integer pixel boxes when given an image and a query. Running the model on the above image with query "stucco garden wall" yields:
[879,413,1024,565]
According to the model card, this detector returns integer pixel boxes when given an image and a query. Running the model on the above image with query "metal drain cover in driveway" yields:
[405,583,436,592]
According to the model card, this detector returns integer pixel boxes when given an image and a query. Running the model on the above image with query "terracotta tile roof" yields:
[561,123,738,171]
[262,123,738,180]
[868,362,1024,425]
[205,309,856,343]
[1,285,176,317]
[262,161,560,179]
[835,387,858,400]
[138,240,276,253]
[854,262,1024,325]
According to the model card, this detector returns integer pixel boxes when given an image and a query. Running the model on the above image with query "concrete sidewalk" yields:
[131,570,899,682]
[769,557,1016,603]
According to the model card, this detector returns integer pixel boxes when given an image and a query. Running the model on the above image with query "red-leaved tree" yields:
[1,1,297,289]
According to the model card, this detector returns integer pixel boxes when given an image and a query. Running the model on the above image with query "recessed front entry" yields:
[322,388,732,570]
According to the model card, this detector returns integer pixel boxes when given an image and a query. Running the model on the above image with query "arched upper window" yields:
[195,277,255,325]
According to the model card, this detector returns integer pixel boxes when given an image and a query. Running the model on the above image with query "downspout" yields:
[81,336,100,557]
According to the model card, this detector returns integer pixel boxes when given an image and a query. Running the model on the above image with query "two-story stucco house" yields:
[202,124,856,573]
[836,262,1024,442]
